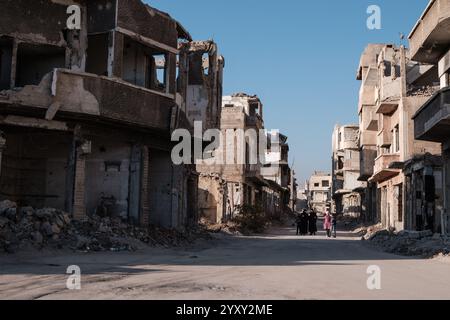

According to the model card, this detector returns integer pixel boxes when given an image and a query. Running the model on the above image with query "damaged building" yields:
[354,41,444,233]
[197,93,293,223]
[0,0,218,230]
[410,0,450,234]
[261,132,292,219]
[331,124,366,217]
[356,44,386,223]
[306,171,331,214]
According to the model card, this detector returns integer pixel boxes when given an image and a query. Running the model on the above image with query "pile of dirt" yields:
[0,200,211,254]
[353,223,384,237]
[200,218,242,236]
[362,227,450,258]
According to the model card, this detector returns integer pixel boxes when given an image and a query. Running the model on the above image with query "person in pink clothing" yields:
[323,210,332,238]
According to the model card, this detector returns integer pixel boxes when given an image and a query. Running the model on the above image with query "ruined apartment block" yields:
[410,0,450,234]
[261,132,292,219]
[197,93,292,223]
[365,43,443,233]
[307,172,331,215]
[0,0,218,230]
[198,93,266,223]
[331,124,366,217]
[356,44,386,223]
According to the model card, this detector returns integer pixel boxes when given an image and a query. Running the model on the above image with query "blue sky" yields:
[147,0,428,184]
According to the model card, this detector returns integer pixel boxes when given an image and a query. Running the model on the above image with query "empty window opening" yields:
[188,51,205,85]
[122,37,168,92]
[152,54,167,90]
[86,33,109,76]
[15,43,65,87]
[0,37,13,90]
[202,52,210,76]
[249,102,261,117]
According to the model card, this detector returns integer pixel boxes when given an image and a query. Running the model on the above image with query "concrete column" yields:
[0,131,6,178]
[140,146,150,227]
[73,140,91,220]
[10,40,18,88]
[443,149,450,235]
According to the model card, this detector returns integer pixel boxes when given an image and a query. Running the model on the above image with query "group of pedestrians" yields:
[295,209,318,236]
[296,209,337,238]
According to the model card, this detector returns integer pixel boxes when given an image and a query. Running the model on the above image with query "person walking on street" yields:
[296,214,302,236]
[323,210,332,238]
[300,210,309,235]
[308,210,318,236]
[331,213,338,238]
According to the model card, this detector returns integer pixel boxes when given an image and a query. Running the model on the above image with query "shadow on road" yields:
[0,224,417,277]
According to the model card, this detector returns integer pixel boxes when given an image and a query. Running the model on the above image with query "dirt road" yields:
[1,224,449,300]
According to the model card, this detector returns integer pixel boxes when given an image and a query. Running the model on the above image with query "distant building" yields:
[307,172,332,214]
[296,186,308,212]
[331,124,366,217]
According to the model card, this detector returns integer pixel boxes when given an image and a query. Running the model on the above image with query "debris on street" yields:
[360,226,450,258]
[0,200,212,254]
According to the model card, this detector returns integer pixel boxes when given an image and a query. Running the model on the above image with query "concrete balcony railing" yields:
[375,78,402,114]
[358,147,377,181]
[0,69,177,132]
[371,153,401,182]
[374,154,399,173]
[364,105,379,131]
[413,86,450,142]
[377,129,392,148]
[358,67,378,111]
[409,0,450,64]
[359,130,377,147]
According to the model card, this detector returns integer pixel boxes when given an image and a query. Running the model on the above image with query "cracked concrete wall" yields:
[198,174,227,224]
[0,129,72,209]
[0,0,198,230]
[180,41,225,131]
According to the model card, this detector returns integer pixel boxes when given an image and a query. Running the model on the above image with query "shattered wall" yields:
[198,173,227,224]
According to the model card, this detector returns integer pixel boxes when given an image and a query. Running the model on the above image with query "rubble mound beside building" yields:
[362,227,450,258]
[0,201,211,254]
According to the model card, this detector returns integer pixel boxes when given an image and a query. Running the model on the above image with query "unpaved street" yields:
[1,225,450,300]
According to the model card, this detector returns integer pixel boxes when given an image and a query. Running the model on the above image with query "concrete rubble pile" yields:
[0,200,210,254]
[362,227,450,258]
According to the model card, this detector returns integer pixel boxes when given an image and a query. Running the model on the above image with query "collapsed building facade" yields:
[331,124,366,217]
[411,0,450,234]
[0,0,226,230]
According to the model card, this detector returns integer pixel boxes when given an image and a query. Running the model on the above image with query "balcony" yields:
[409,0,450,64]
[370,153,401,183]
[0,69,176,132]
[377,129,392,148]
[364,105,379,131]
[358,147,377,181]
[375,78,402,114]
[359,130,377,147]
[413,86,450,142]
[358,67,378,113]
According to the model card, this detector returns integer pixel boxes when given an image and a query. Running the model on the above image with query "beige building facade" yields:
[331,124,366,217]
[410,0,450,234]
